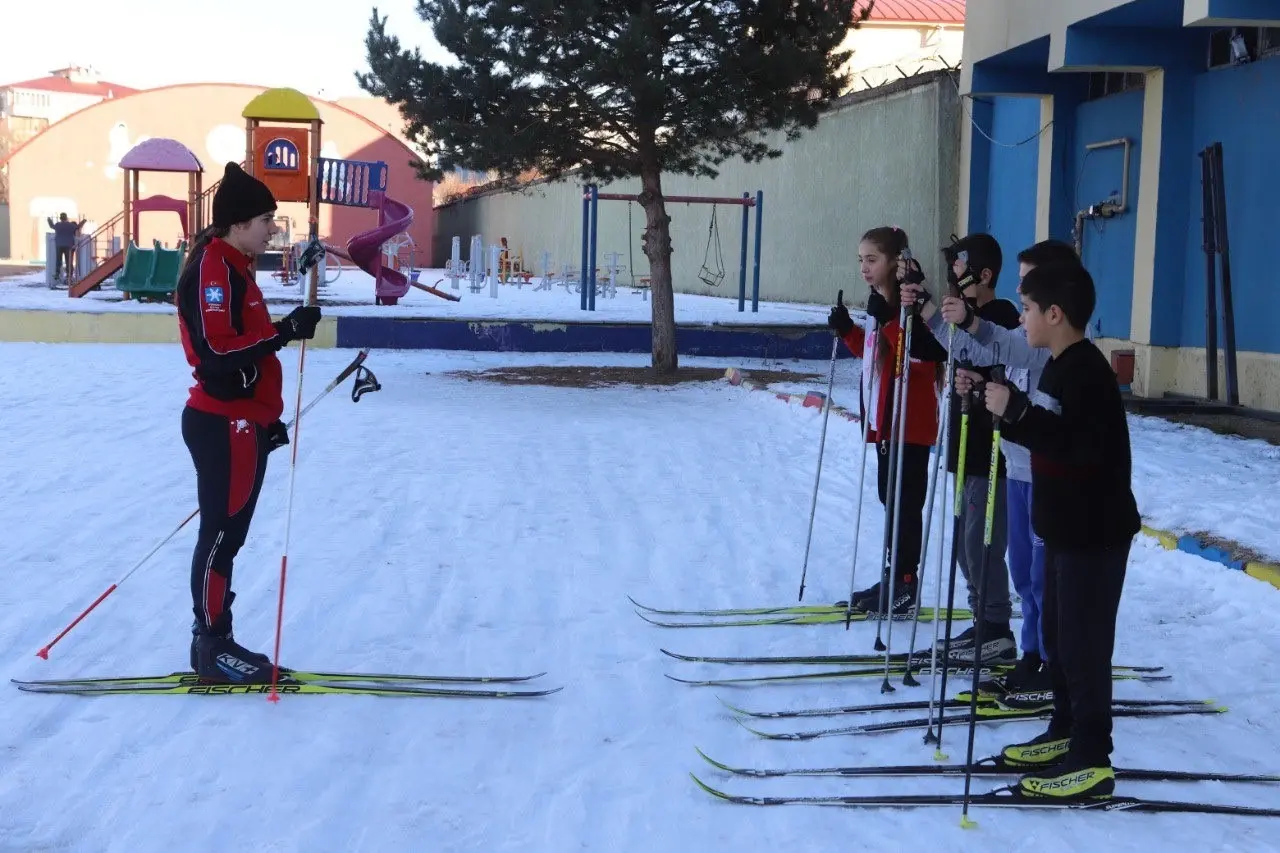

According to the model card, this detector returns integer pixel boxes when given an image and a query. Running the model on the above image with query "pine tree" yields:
[360,1,867,373]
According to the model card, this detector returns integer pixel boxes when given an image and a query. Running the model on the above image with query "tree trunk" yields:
[638,163,677,375]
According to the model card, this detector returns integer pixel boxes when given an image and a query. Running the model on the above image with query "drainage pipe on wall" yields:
[1072,137,1132,256]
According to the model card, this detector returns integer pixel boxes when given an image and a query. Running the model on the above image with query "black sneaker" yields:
[194,632,281,684]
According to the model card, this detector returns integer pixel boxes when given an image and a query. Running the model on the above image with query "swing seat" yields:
[698,267,725,288]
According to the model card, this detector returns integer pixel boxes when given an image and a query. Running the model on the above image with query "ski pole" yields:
[798,290,845,602]
[878,305,915,687]
[925,377,970,751]
[269,222,321,702]
[902,345,953,687]
[842,311,882,627]
[872,298,910,652]
[961,367,1007,827]
[34,349,372,660]
[840,366,875,624]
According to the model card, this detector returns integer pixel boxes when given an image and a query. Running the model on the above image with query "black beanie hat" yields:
[212,162,277,228]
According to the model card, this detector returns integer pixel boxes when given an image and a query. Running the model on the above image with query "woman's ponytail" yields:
[180,225,228,279]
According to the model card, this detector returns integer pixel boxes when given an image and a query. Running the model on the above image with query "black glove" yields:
[899,257,926,286]
[296,238,325,277]
[827,289,854,337]
[865,288,894,324]
[999,384,1030,424]
[275,305,321,343]
[266,419,290,453]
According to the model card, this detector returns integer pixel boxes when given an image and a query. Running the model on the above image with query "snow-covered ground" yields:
[1,343,1278,852]
[0,265,832,325]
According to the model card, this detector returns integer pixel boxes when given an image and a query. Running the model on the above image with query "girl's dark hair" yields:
[179,224,229,279]
[858,226,910,368]
[860,226,910,259]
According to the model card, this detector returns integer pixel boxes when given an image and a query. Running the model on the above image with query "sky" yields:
[1,0,452,99]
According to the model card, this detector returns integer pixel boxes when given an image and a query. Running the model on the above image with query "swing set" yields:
[579,184,764,312]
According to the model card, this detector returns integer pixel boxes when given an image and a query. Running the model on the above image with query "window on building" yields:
[1261,27,1280,56]
[1207,26,1280,67]
[1085,72,1146,101]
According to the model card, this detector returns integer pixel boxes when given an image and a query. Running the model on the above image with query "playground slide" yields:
[345,190,414,305]
[68,250,125,298]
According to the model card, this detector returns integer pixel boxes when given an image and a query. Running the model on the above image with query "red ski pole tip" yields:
[36,648,49,659]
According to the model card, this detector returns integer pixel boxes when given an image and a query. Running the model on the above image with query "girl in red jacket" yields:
[827,226,945,616]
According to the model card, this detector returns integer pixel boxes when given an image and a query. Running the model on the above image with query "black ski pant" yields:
[182,406,270,637]
[54,247,74,280]
[1042,541,1130,764]
[875,441,931,586]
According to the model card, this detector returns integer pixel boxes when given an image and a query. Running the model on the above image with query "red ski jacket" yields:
[841,308,944,447]
[177,238,285,426]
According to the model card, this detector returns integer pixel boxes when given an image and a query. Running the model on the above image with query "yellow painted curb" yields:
[1139,525,1179,552]
[1245,562,1280,591]
[0,309,335,348]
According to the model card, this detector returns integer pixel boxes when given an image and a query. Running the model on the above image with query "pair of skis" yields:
[664,663,1166,688]
[12,669,562,699]
[628,595,1024,628]
[733,702,1222,741]
[691,767,1280,818]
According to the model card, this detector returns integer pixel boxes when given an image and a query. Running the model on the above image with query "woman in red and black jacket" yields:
[827,226,946,616]
[176,162,320,683]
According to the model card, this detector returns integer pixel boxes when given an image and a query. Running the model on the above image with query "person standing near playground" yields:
[827,226,946,616]
[176,162,321,683]
[47,213,87,282]
[905,238,1082,693]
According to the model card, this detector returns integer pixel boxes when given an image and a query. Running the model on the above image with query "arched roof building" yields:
[1,83,433,264]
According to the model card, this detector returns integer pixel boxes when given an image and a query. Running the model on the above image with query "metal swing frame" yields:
[579,184,764,313]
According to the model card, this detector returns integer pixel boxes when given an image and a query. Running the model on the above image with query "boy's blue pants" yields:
[1006,478,1046,659]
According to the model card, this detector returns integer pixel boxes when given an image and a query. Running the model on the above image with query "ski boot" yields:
[977,652,1049,697]
[1001,728,1072,769]
[1017,751,1116,800]
[946,622,1017,666]
[862,580,919,620]
[194,631,281,684]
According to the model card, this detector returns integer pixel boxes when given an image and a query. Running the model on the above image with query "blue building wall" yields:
[1072,89,1144,340]
[1183,55,1280,354]
[976,97,1041,302]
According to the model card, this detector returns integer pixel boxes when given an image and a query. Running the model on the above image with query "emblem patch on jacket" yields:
[204,285,225,308]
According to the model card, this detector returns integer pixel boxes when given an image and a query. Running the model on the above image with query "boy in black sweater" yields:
[981,261,1140,801]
